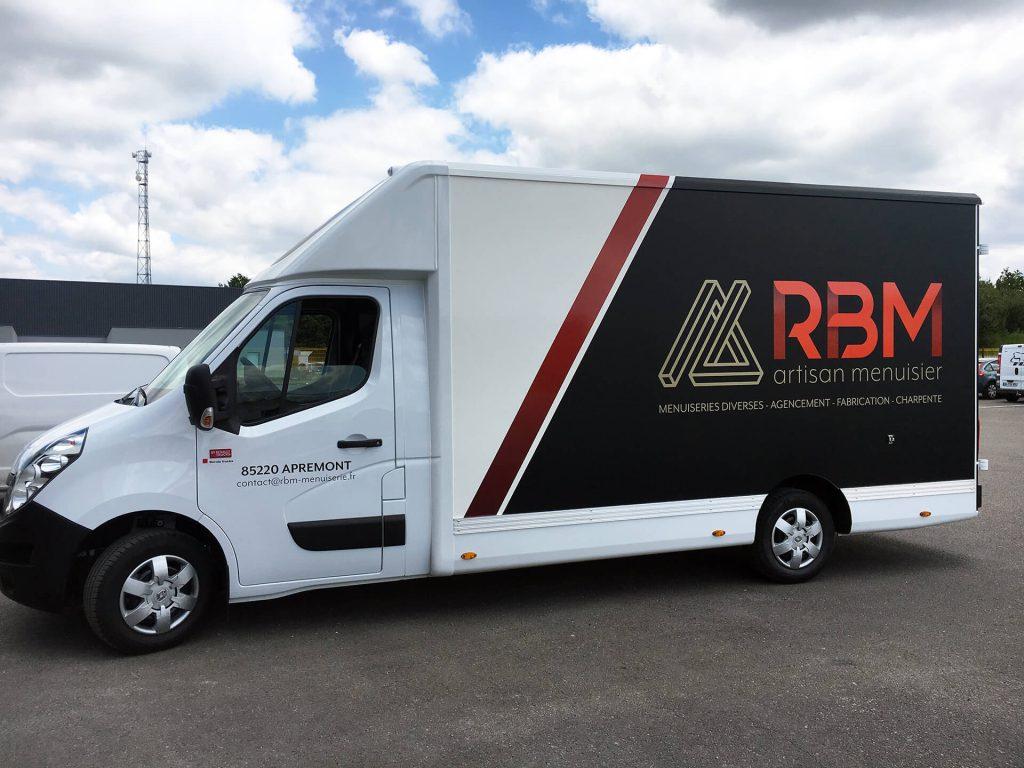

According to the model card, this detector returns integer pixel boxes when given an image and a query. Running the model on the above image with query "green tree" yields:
[979,268,1024,349]
[219,273,250,288]
[978,278,1002,347]
[995,268,1024,293]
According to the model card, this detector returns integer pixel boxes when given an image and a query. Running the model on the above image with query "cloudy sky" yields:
[1,0,1021,285]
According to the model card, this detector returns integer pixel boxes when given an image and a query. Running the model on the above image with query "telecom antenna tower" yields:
[133,149,152,284]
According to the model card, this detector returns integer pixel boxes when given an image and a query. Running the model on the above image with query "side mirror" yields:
[183,364,216,430]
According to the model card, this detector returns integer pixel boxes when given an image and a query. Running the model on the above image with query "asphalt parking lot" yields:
[1,405,1021,768]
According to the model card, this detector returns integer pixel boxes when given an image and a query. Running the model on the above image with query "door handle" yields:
[337,438,383,449]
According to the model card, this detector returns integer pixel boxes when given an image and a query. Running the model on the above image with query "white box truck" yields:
[998,343,1024,401]
[0,163,984,652]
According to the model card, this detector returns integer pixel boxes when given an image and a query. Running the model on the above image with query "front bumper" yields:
[0,500,90,612]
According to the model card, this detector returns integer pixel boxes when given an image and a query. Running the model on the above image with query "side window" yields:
[236,303,297,421]
[234,297,379,425]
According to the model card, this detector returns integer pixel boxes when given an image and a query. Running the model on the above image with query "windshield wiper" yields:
[136,385,148,406]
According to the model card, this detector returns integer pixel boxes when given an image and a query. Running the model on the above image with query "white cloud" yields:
[981,244,1024,281]
[0,22,468,286]
[709,0,1016,31]
[0,230,46,280]
[584,0,757,48]
[397,0,470,37]
[458,1,1024,278]
[0,0,316,186]
[0,0,319,284]
[2,0,1024,288]
[0,186,66,230]
[335,28,438,87]
[531,0,572,26]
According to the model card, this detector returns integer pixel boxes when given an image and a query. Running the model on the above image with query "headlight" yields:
[2,429,87,517]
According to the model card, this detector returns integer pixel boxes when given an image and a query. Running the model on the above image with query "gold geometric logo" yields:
[659,279,763,388]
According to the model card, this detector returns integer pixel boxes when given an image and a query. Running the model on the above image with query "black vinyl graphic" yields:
[505,186,976,514]
[288,514,405,551]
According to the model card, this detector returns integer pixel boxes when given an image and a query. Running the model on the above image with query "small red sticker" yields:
[209,449,232,459]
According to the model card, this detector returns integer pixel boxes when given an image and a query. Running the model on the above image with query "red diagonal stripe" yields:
[464,174,670,517]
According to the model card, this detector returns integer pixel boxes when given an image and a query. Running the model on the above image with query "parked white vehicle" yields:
[998,343,1024,402]
[0,343,178,476]
[0,163,984,653]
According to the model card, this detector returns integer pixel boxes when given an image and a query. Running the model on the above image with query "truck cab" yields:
[0,165,441,653]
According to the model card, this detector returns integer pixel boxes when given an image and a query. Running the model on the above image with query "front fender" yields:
[34,393,199,531]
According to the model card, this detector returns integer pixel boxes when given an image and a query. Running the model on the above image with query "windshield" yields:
[145,290,269,402]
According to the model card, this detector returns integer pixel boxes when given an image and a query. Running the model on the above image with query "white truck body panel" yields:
[448,175,637,518]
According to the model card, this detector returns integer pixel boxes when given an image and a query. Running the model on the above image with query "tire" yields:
[985,382,999,400]
[83,529,214,654]
[752,488,836,583]
[1006,392,1020,403]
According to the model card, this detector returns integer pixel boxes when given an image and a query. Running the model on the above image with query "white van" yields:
[0,343,178,476]
[0,164,984,653]
[998,343,1024,401]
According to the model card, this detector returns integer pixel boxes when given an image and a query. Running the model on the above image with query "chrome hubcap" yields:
[772,507,824,570]
[119,555,199,635]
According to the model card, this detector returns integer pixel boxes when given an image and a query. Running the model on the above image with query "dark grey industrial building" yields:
[0,278,242,347]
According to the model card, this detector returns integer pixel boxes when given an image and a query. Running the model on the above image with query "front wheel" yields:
[752,489,836,583]
[83,530,214,654]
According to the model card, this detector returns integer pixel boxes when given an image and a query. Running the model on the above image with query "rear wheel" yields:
[752,488,836,583]
[1006,392,1020,403]
[985,382,999,400]
[83,530,213,654]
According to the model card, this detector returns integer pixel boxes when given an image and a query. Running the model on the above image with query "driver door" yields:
[197,286,396,586]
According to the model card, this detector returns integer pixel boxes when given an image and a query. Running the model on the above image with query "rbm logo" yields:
[773,281,942,359]
[659,279,763,388]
